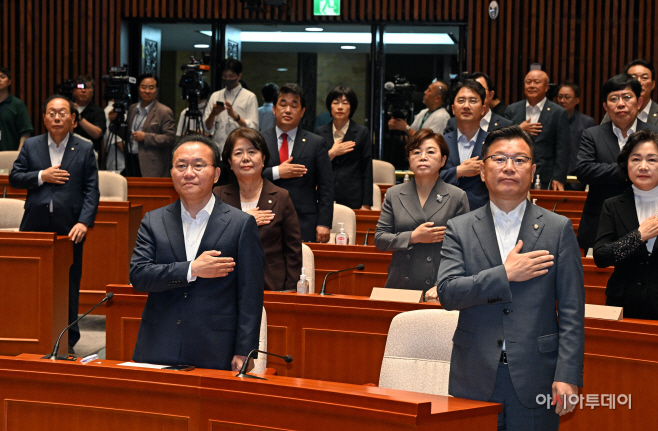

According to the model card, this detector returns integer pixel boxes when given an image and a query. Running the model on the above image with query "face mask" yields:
[223,79,238,89]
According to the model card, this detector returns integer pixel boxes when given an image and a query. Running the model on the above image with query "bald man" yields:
[505,70,571,190]
[388,80,450,136]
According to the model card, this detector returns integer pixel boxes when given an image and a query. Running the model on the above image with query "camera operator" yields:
[177,81,210,137]
[388,80,450,136]
[72,75,106,160]
[203,59,258,153]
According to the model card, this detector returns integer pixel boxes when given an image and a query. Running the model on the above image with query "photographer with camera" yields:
[72,75,106,159]
[203,59,258,153]
[388,80,450,136]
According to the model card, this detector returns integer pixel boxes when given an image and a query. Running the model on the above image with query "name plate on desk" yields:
[370,287,423,303]
[585,304,623,320]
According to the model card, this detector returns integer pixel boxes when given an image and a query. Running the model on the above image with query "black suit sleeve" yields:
[315,136,335,228]
[281,193,303,291]
[593,200,643,268]
[78,143,100,227]
[575,128,620,184]
[9,143,40,189]
[553,108,571,183]
[360,129,374,207]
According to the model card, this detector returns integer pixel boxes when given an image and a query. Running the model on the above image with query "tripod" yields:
[104,103,134,175]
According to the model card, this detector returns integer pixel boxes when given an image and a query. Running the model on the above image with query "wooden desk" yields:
[0,174,26,199]
[354,209,381,245]
[105,287,658,430]
[0,353,500,430]
[127,177,178,217]
[529,190,587,212]
[0,232,71,356]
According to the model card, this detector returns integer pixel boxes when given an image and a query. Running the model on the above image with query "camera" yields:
[384,75,416,122]
[55,80,87,102]
[179,56,209,116]
[102,66,135,113]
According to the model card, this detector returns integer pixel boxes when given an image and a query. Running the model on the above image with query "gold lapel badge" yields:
[533,224,539,230]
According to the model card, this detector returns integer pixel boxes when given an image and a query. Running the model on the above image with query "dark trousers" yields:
[606,285,656,320]
[68,241,84,347]
[489,363,560,431]
[122,153,142,177]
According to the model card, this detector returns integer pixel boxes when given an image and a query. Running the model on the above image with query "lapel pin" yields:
[534,224,539,230]
[654,113,657,117]
[71,148,74,150]
[268,200,272,204]
[547,107,551,111]
[494,123,498,126]
[302,138,306,142]
[437,194,442,203]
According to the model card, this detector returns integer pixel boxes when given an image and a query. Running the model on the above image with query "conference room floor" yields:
[74,315,106,359]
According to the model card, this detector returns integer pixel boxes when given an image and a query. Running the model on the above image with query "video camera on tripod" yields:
[384,75,416,123]
[101,66,136,172]
[179,56,210,135]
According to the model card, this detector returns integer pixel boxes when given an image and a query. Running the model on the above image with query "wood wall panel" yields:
[2,0,657,135]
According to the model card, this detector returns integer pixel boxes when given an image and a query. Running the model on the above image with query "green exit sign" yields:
[314,0,340,16]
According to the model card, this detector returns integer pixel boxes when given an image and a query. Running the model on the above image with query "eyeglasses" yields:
[45,110,70,119]
[455,97,481,106]
[607,94,635,105]
[173,162,214,173]
[484,154,532,167]
[557,95,574,101]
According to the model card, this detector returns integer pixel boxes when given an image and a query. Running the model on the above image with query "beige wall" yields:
[316,53,369,127]
[241,52,298,106]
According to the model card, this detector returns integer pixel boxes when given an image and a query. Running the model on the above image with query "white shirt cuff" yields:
[187,262,197,283]
[273,166,280,181]
[38,170,44,186]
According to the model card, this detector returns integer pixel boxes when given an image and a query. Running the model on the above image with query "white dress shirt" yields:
[480,109,492,131]
[632,184,658,253]
[182,194,215,282]
[490,199,528,351]
[38,133,70,212]
[638,100,653,123]
[612,119,638,150]
[130,100,155,154]
[410,107,450,134]
[332,120,350,143]
[272,126,299,181]
[457,129,479,163]
[203,84,259,152]
[525,97,547,123]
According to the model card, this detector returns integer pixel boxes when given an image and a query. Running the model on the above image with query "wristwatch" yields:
[405,125,411,132]
[235,114,241,122]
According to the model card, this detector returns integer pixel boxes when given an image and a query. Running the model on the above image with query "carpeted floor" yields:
[73,315,106,359]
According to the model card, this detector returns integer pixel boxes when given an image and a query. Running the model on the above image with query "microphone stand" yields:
[236,349,293,380]
[363,228,372,246]
[318,264,365,296]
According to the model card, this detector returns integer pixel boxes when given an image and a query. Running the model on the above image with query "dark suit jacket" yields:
[443,111,513,135]
[127,100,176,177]
[216,179,303,291]
[9,133,100,235]
[129,198,265,370]
[567,110,596,174]
[602,99,658,126]
[440,128,489,211]
[575,119,658,249]
[375,178,469,296]
[262,127,334,242]
[438,202,585,408]
[315,120,374,209]
[505,99,571,187]
[593,189,658,304]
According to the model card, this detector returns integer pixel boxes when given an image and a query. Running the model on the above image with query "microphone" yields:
[42,292,114,360]
[552,197,567,212]
[236,349,293,380]
[318,264,365,296]
[384,81,395,91]
[363,229,372,246]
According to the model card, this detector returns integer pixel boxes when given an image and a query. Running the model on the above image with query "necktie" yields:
[279,133,289,164]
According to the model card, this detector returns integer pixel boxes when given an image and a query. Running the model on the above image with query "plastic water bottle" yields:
[297,268,309,294]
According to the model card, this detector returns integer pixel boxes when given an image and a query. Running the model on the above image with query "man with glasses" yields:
[130,134,264,371]
[602,59,658,126]
[388,79,450,136]
[9,94,100,355]
[437,125,584,430]
[124,74,176,177]
[505,70,571,190]
[441,79,490,210]
[556,82,595,191]
[576,74,658,252]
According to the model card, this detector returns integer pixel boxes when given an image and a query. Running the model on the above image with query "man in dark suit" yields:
[505,70,571,190]
[556,81,596,189]
[437,126,584,430]
[262,83,334,242]
[124,74,176,177]
[10,94,100,353]
[130,134,264,371]
[443,72,513,135]
[441,79,489,211]
[576,74,658,252]
[602,59,658,126]
[315,86,373,210]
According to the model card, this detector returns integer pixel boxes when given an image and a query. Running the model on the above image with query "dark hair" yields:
[76,74,95,88]
[276,83,306,109]
[405,129,450,170]
[557,80,581,98]
[325,86,358,118]
[200,81,211,100]
[0,67,12,80]
[617,129,658,181]
[41,94,75,114]
[467,72,494,94]
[220,58,243,75]
[602,74,642,101]
[452,79,486,104]
[222,127,271,169]
[261,82,279,103]
[70,110,79,124]
[623,59,655,81]
[137,73,159,88]
[172,134,220,166]
[481,125,536,161]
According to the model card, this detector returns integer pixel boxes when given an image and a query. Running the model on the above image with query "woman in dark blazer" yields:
[216,127,303,291]
[594,129,658,319]
[375,129,469,300]
[315,86,374,210]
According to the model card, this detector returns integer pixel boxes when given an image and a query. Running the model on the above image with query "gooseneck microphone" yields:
[236,349,293,380]
[318,264,365,296]
[42,292,114,360]
[363,229,372,246]
[552,197,567,213]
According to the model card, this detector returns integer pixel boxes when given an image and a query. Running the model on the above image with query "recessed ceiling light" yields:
[194,44,210,48]
[341,45,356,50]
[199,30,212,37]
[305,27,323,32]
[238,32,453,45]
[277,68,288,72]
